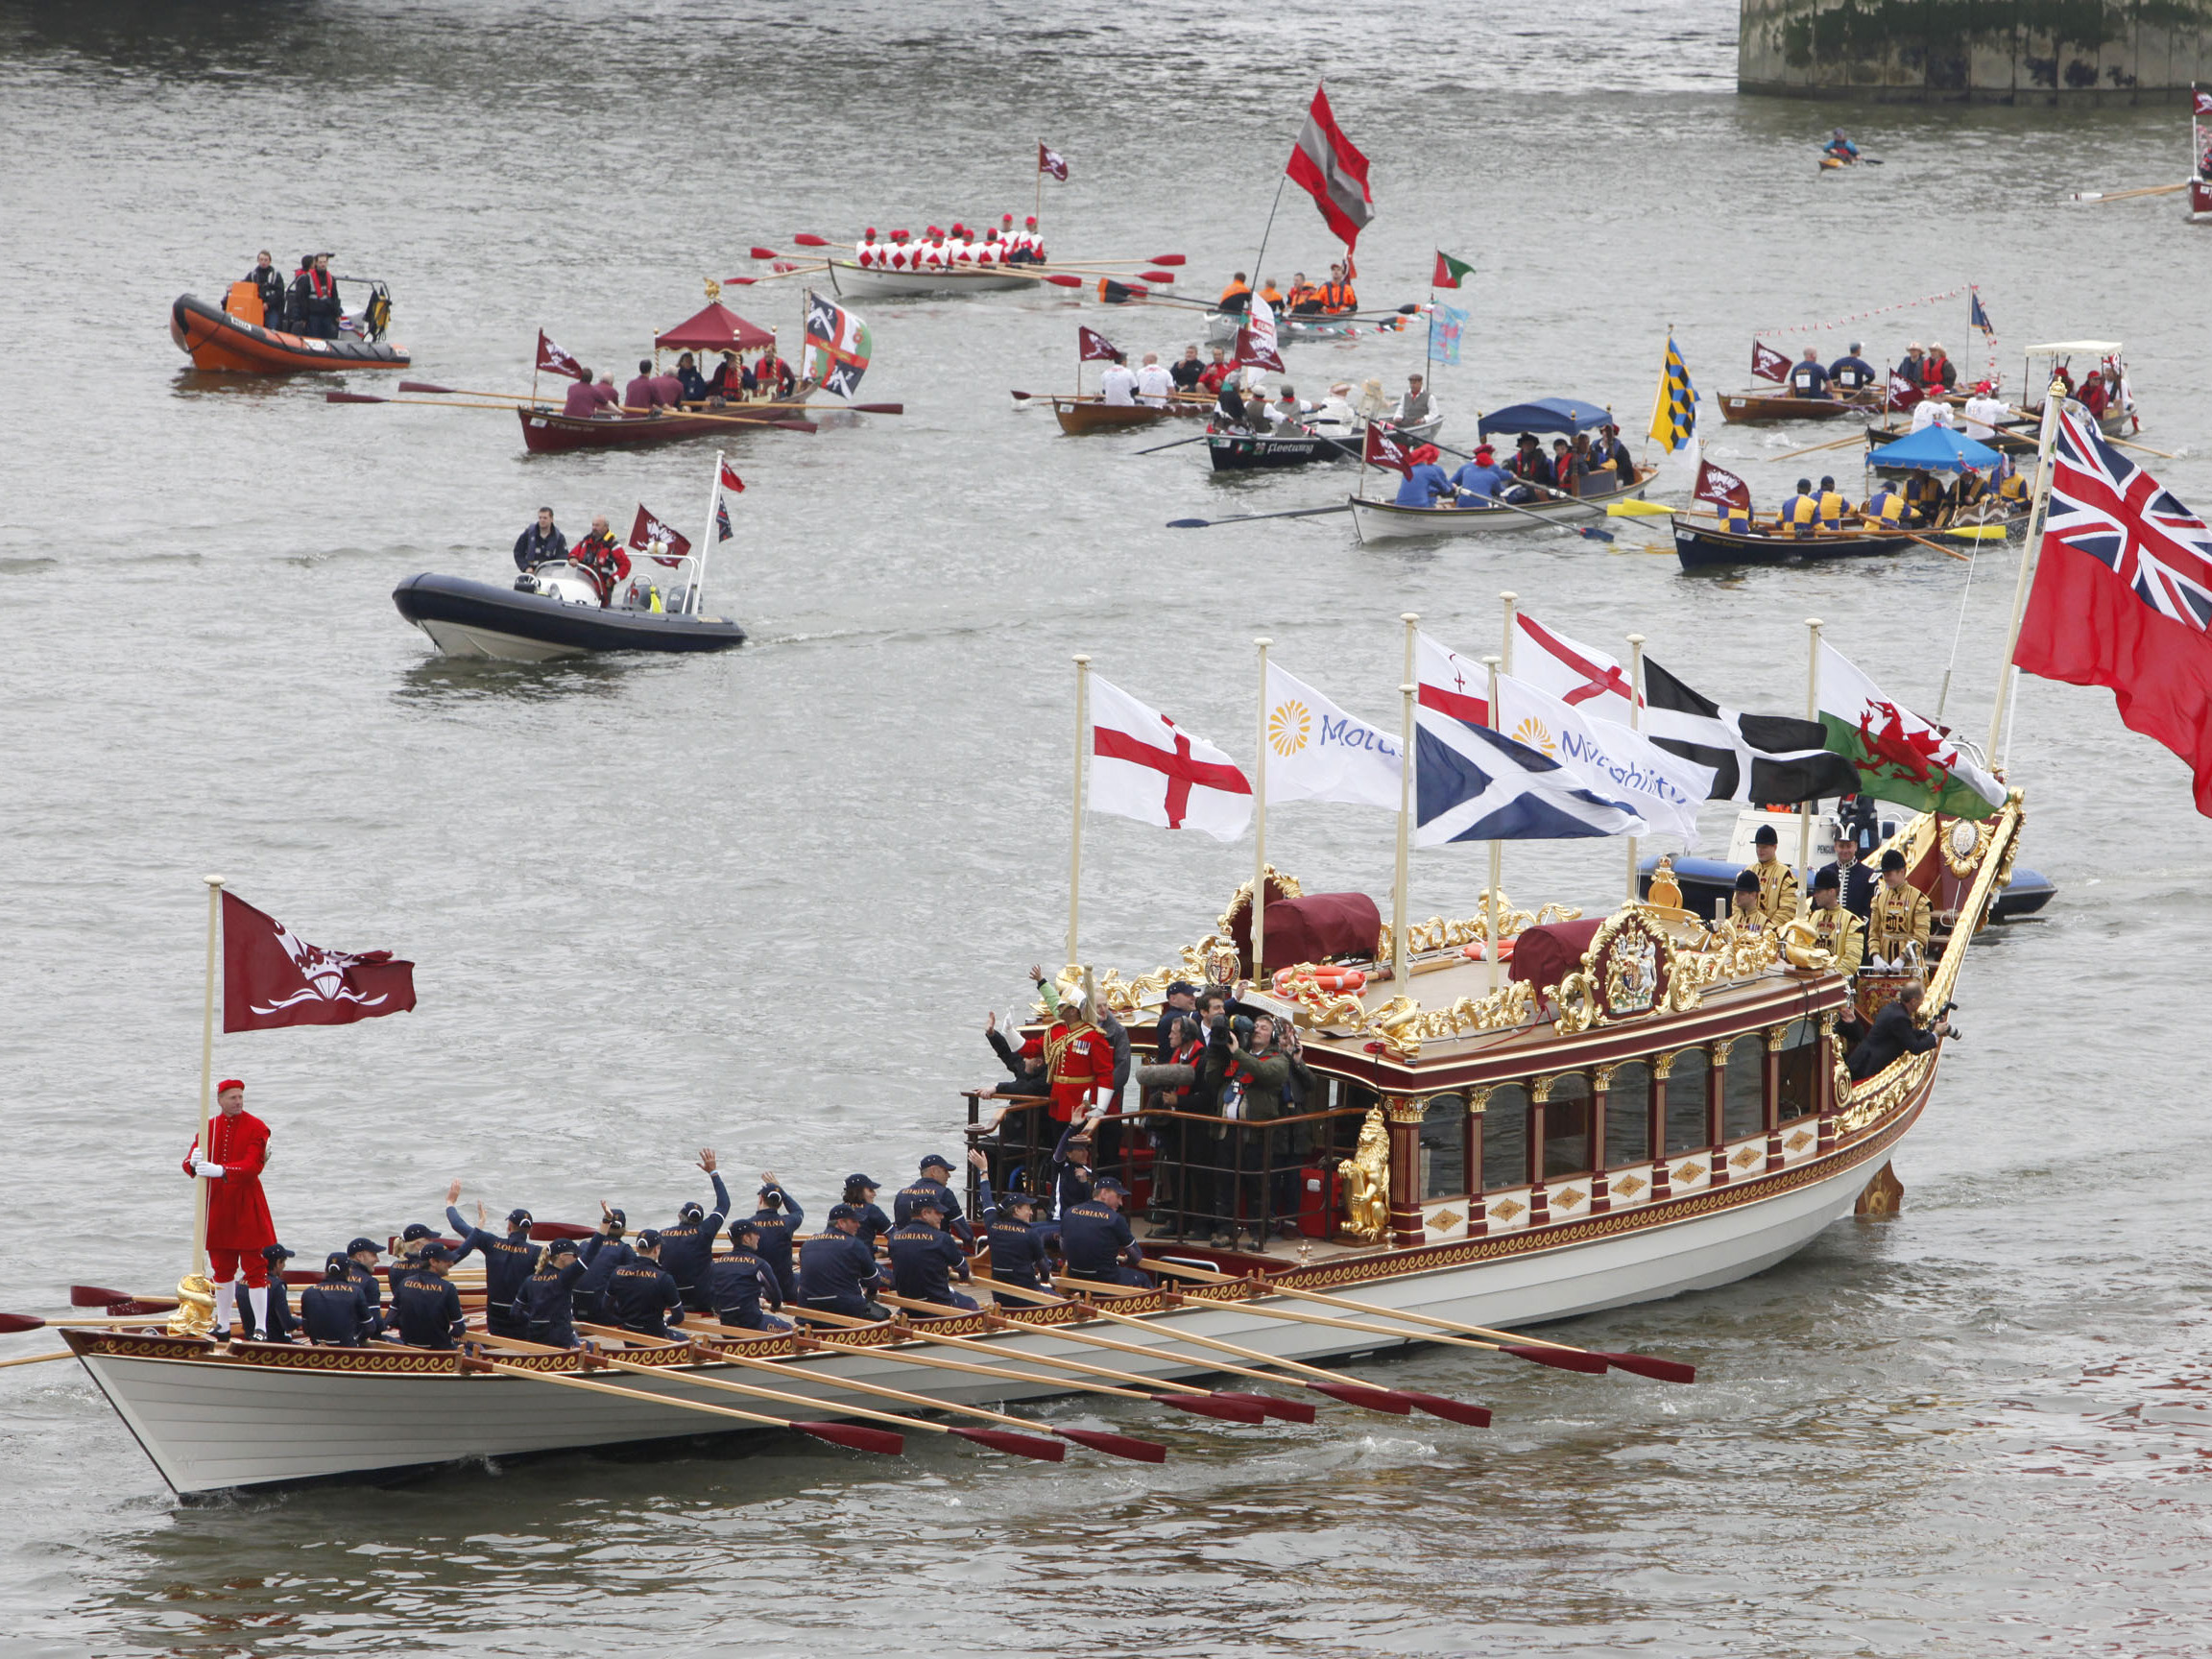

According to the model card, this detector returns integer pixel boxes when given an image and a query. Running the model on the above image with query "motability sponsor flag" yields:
[1751,339,1791,383]
[1431,250,1474,290]
[1286,83,1373,250]
[222,891,416,1033]
[1078,325,1121,363]
[1494,672,1714,848]
[1694,458,1752,513]
[1362,421,1412,476]
[803,290,872,397]
[1038,140,1069,181]
[628,503,693,565]
[1648,335,1696,453]
[1642,656,1862,805]
[1815,640,2004,820]
[1236,290,1284,373]
[1414,708,1645,847]
[535,330,587,381]
[1262,661,1401,809]
[2015,407,2212,815]
[1088,674,1253,841]
[1428,302,1467,368]
[1416,629,1488,726]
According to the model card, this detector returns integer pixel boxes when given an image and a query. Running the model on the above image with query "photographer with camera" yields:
[1847,980,1955,1081]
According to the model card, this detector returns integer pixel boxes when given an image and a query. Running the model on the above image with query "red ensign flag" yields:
[223,893,416,1033]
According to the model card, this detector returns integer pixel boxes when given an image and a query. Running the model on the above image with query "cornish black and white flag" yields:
[1642,658,1862,805]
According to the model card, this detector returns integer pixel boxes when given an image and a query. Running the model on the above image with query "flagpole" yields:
[1482,655,1503,995]
[1798,618,1821,909]
[1035,149,1045,240]
[1069,654,1090,972]
[190,875,223,1277]
[692,449,725,616]
[1625,632,1646,904]
[1253,636,1271,981]
[1250,175,1289,291]
[1986,380,2068,770]
[1391,612,1417,987]
[1500,589,1517,673]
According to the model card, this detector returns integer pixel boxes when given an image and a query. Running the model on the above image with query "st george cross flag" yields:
[1363,422,1412,476]
[1414,708,1646,846]
[1815,640,2003,819]
[1694,459,1752,514]
[1088,675,1253,841]
[536,330,587,381]
[1510,611,1641,720]
[1643,657,1862,804]
[2014,407,2212,814]
[803,291,872,397]
[1078,326,1121,363]
[1286,84,1373,250]
[1416,630,1489,727]
[1751,340,1791,383]
[1262,661,1401,809]
[628,504,693,566]
[1039,141,1069,181]
[1494,672,1714,848]
[1236,291,1284,373]
[223,892,416,1033]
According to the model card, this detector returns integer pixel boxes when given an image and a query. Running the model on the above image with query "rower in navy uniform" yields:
[1828,341,1876,393]
[841,1174,894,1251]
[887,1195,978,1311]
[444,1179,541,1338]
[300,1254,378,1345]
[746,1176,805,1304]
[388,1222,470,1299]
[341,1238,388,1331]
[654,1148,733,1311]
[973,1152,1055,1293]
[389,1243,466,1349]
[1060,1176,1151,1288]
[518,1238,603,1348]
[575,1207,633,1325]
[797,1204,889,1320]
[894,1155,974,1247]
[239,1243,297,1341]
[1787,349,1832,399]
[707,1218,788,1331]
[602,1230,685,1339]
[1778,477,1820,539]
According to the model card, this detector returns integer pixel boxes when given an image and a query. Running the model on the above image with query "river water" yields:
[4,2,2210,1654]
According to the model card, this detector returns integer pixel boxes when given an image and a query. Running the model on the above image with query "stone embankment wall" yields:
[1740,0,2212,100]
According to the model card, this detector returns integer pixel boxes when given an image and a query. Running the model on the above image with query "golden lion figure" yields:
[1342,1106,1391,1241]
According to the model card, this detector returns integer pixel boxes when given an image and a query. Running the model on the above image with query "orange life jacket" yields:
[1321,281,1355,312]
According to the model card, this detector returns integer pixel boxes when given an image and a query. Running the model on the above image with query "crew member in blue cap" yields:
[797,1205,888,1320]
[972,1149,1055,1293]
[655,1148,733,1312]
[516,1238,604,1348]
[342,1238,387,1325]
[602,1229,685,1339]
[841,1174,893,1252]
[240,1243,298,1342]
[575,1206,632,1325]
[887,1195,977,1311]
[388,1221,473,1300]
[1059,1177,1152,1288]
[443,1179,542,1339]
[299,1254,377,1345]
[388,1243,467,1349]
[745,1175,804,1305]
[707,1218,788,1331]
[894,1154,974,1247]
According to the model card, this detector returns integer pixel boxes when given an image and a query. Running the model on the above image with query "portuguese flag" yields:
[1815,640,2005,819]
[1432,250,1475,289]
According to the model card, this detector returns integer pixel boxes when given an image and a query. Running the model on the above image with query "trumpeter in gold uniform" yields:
[1748,824,1800,926]
[1865,847,1933,962]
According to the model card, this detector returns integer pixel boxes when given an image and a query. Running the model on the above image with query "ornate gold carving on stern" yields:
[1552,906,1701,1035]
[1855,1160,1905,1215]
[1217,867,1305,938]
[167,1272,216,1338]
[1342,1106,1391,1241]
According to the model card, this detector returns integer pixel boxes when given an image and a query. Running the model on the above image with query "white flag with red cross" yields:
[1088,675,1252,841]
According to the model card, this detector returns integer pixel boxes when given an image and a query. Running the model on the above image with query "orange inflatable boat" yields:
[170,281,410,373]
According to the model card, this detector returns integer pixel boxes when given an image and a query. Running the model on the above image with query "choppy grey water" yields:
[3,3,2209,1654]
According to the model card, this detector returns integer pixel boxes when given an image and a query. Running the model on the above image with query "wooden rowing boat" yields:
[516,400,813,454]
[1671,515,1915,569]
[1206,414,1442,471]
[170,293,409,373]
[1718,389,1878,425]
[1050,393,1214,435]
[1347,468,1654,542]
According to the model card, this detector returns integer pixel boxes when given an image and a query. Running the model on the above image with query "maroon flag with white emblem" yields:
[535,330,587,381]
[1750,340,1791,383]
[1078,326,1120,363]
[1694,459,1752,512]
[1362,422,1412,476]
[628,504,694,567]
[1885,371,1924,413]
[223,893,415,1033]
[1039,140,1069,181]
[1285,84,1373,250]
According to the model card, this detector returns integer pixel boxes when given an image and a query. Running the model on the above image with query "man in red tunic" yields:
[1031,974,1107,1126]
[182,1079,276,1337]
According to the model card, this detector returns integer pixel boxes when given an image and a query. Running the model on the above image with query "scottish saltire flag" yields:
[803,291,872,397]
[1428,303,1467,367]
[1413,708,1645,846]
[1648,335,1696,453]
[1970,288,1995,339]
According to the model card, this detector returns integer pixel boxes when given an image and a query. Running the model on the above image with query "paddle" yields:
[1604,498,1679,517]
[1898,529,1973,563]
[1455,488,1617,543]
[1944,523,2009,540]
[1133,431,1214,456]
[0,1350,71,1371]
[1168,503,1354,529]
[460,1354,903,1455]
[2068,180,2188,203]
[325,391,516,411]
[1775,428,1873,462]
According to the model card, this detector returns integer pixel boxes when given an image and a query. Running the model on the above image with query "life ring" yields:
[1460,939,1515,963]
[1272,965,1366,996]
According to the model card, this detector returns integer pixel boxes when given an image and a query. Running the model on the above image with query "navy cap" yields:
[507,1208,533,1226]
[263,1243,296,1262]
[828,1203,858,1224]
[845,1173,878,1189]
[1734,870,1760,894]
[324,1252,349,1272]
[731,1217,761,1238]
[421,1242,453,1262]
[1004,1190,1039,1209]
[546,1238,580,1259]
[679,1201,705,1222]
[400,1223,436,1243]
[1166,979,1197,998]
[919,1154,952,1173]
[911,1193,946,1215]
[1093,1176,1128,1195]
[637,1229,662,1249]
[346,1238,381,1257]
[605,1207,627,1226]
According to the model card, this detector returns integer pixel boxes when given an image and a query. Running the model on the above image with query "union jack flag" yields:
[2046,408,2212,633]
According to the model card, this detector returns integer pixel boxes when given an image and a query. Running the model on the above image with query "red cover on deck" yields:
[1253,893,1382,974]
[654,301,774,353]
[1508,919,1604,995]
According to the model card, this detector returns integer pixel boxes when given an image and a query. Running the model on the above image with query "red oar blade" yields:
[1594,1352,1696,1383]
[796,1421,902,1455]
[526,1220,597,1240]
[1057,1427,1166,1463]
[748,246,782,260]
[1401,1391,1493,1428]
[1160,1392,1264,1424]
[0,1313,49,1333]
[724,276,757,285]
[1139,270,1176,284]
[1504,1343,1610,1375]
[1148,253,1187,265]
[765,420,819,434]
[70,1286,133,1308]
[951,1426,1064,1462]
[397,380,456,396]
[1307,1382,1412,1415]
[107,1299,179,1317]
[847,402,905,415]
[1212,1391,1317,1425]
[325,391,388,404]
[1043,273,1083,287]
[791,231,830,247]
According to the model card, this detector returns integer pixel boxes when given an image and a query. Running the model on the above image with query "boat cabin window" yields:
[1721,1038,1764,1142]
[1774,1019,1822,1124]
[1662,1051,1707,1156]
[1604,1060,1651,1167]
[1480,1081,1529,1192]
[1543,1071,1592,1179]
[1419,1094,1469,1199]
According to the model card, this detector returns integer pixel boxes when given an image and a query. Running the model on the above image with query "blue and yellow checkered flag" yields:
[1648,335,1696,453]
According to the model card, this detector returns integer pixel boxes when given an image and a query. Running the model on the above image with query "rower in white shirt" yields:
[1959,380,2009,439]
[1909,397,1956,434]
[1099,355,1140,405]
[1134,352,1175,407]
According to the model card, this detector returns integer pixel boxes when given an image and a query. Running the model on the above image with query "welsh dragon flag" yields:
[1815,640,2004,819]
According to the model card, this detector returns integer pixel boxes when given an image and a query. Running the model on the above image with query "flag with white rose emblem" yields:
[223,892,415,1033]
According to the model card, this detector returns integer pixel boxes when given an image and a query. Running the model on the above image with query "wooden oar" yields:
[1455,487,1618,543]
[0,1310,166,1332]
[326,391,518,412]
[789,1306,1273,1424]
[1898,529,1972,563]
[1604,498,1679,517]
[1132,431,1214,457]
[401,381,902,418]
[1146,1262,1694,1383]
[0,1349,72,1371]
[1774,429,1871,462]
[1167,503,1354,530]
[460,1354,902,1455]
[1944,523,2009,540]
[2068,180,2189,204]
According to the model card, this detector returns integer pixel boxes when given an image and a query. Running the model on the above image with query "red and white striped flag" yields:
[1285,84,1373,250]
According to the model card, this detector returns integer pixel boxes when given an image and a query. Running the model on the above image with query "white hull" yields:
[824,260,1037,300]
[413,617,587,661]
[1350,476,1652,541]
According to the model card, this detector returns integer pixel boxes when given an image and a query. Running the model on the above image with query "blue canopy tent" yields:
[1864,426,2002,474]
[1476,397,1617,439]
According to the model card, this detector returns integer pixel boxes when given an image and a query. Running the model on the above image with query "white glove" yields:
[194,1160,227,1178]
